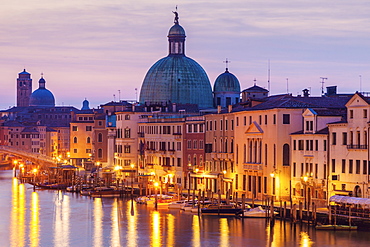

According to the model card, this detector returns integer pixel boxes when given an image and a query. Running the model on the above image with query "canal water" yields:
[1,170,370,247]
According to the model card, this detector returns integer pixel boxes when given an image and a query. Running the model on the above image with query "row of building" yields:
[1,12,369,207]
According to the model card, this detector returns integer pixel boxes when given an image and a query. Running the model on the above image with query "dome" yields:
[139,12,213,109]
[168,24,186,37]
[29,77,55,107]
[139,56,213,108]
[213,69,241,93]
[81,99,90,110]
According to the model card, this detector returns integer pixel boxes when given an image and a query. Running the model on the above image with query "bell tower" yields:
[17,69,32,107]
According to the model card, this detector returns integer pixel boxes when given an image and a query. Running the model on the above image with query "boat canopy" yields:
[330,195,370,206]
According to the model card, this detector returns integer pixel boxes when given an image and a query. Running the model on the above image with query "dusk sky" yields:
[1,0,370,109]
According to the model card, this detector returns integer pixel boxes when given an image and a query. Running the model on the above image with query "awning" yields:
[190,172,219,178]
[330,195,370,206]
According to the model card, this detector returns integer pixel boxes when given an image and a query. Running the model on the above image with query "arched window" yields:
[98,148,103,158]
[98,133,103,142]
[73,137,77,143]
[283,143,290,166]
[87,137,91,144]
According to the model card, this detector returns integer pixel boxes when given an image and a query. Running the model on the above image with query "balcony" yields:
[138,132,145,138]
[210,152,234,160]
[347,144,368,150]
[243,163,262,171]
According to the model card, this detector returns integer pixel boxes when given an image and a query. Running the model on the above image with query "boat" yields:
[181,202,197,211]
[89,187,125,198]
[241,206,277,218]
[201,204,242,216]
[168,200,188,209]
[315,224,357,230]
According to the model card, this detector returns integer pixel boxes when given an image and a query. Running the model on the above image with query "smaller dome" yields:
[213,69,241,93]
[168,24,186,37]
[81,99,90,110]
[29,89,55,107]
[29,76,55,107]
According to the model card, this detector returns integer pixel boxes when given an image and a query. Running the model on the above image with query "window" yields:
[72,126,78,131]
[298,140,304,150]
[244,116,246,126]
[124,128,131,138]
[86,149,91,153]
[332,159,336,173]
[323,140,327,151]
[87,137,91,143]
[283,114,290,124]
[363,160,367,175]
[283,144,290,166]
[349,160,353,174]
[342,132,347,145]
[264,115,267,125]
[98,133,103,142]
[349,110,353,119]
[356,160,361,174]
[293,162,296,177]
[125,114,130,120]
[364,109,368,118]
[315,140,318,151]
[332,132,336,145]
[342,159,346,173]
[187,140,192,149]
[124,145,131,153]
[98,149,103,158]
[293,140,296,150]
[73,149,77,153]
[73,137,77,143]
[177,142,181,151]
[273,114,276,124]
[86,126,92,131]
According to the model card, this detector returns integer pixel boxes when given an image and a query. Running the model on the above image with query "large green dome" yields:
[139,56,213,108]
[139,13,213,109]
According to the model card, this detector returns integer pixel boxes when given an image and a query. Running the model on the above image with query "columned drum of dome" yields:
[29,76,55,107]
[139,12,213,109]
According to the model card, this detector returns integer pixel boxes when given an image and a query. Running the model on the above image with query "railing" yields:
[347,144,368,150]
[243,163,263,171]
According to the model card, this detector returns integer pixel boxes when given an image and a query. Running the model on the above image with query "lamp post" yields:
[303,175,308,210]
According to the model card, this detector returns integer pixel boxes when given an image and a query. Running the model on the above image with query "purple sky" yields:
[1,0,370,109]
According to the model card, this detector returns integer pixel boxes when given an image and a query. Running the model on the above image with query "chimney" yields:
[217,105,221,114]
[302,88,310,97]
[228,105,232,113]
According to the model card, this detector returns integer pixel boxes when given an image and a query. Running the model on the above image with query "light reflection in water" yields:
[151,211,161,247]
[219,218,229,246]
[167,214,175,247]
[300,231,313,247]
[53,191,70,246]
[30,192,39,247]
[110,199,120,247]
[126,200,137,247]
[192,215,201,247]
[10,178,25,247]
[93,198,103,247]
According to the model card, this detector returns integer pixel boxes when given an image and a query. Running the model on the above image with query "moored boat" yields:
[241,206,277,218]
[315,224,357,230]
[201,204,242,216]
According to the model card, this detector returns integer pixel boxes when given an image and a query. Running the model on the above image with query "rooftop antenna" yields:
[118,90,121,102]
[135,88,138,102]
[113,94,116,102]
[286,78,289,94]
[254,78,257,86]
[320,77,328,96]
[223,58,230,71]
[268,59,271,92]
[359,75,362,93]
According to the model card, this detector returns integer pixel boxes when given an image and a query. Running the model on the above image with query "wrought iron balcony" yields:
[347,144,368,150]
